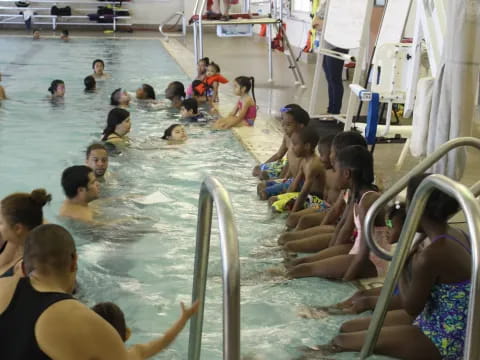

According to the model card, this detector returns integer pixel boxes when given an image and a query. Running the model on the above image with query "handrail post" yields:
[188,177,240,360]
[364,137,480,261]
[360,175,480,359]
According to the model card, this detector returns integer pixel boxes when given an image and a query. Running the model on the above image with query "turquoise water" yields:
[0,37,391,359]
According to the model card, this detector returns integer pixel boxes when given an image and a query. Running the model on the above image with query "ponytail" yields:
[235,76,256,103]
[336,145,377,202]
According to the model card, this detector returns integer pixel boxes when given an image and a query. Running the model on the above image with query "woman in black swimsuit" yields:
[0,189,51,277]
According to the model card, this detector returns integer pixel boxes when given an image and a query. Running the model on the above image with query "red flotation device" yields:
[193,74,229,96]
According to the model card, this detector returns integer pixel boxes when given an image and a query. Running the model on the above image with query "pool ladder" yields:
[188,176,240,360]
[361,137,480,360]
[159,11,187,41]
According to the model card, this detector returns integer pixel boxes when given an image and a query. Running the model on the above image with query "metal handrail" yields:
[158,11,186,40]
[188,176,240,360]
[360,175,480,359]
[365,137,480,261]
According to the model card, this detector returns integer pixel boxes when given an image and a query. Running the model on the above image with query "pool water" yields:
[0,37,392,359]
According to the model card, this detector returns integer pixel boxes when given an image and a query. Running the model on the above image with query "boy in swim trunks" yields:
[270,134,338,213]
[270,128,326,214]
[256,105,310,199]
[92,301,199,359]
[253,104,309,181]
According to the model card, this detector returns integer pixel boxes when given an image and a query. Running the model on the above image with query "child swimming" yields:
[92,300,199,359]
[92,59,110,79]
[254,104,309,182]
[32,29,40,40]
[110,88,131,108]
[136,84,156,100]
[61,29,69,42]
[212,76,257,129]
[180,98,207,123]
[101,108,132,147]
[84,75,96,92]
[165,81,186,109]
[48,79,65,98]
[323,173,471,360]
[0,72,6,100]
[162,124,187,142]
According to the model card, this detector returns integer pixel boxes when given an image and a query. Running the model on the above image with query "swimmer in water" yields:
[92,301,199,359]
[110,88,131,108]
[135,84,156,101]
[0,189,51,278]
[92,59,110,79]
[84,75,96,92]
[48,79,65,98]
[101,108,132,147]
[0,72,6,100]
[85,143,109,180]
[161,124,187,143]
[32,29,40,40]
[59,165,100,223]
[165,81,185,109]
[61,29,69,42]
[180,98,207,123]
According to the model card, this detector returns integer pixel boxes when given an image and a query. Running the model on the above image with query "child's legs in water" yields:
[341,309,412,333]
[295,211,329,230]
[332,324,440,360]
[290,243,352,266]
[288,245,377,280]
[284,232,334,253]
[278,224,335,245]
[286,207,325,229]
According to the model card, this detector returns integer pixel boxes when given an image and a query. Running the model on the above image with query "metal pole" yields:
[198,0,206,60]
[344,0,375,129]
[193,21,199,63]
[360,175,480,360]
[188,183,213,360]
[268,22,273,82]
[308,0,331,114]
[364,137,480,261]
[187,177,241,360]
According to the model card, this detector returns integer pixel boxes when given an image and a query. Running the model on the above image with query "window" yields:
[291,0,311,13]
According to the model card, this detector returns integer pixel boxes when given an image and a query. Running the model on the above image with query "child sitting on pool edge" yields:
[253,104,309,181]
[212,76,257,129]
[180,98,207,123]
[92,300,199,359]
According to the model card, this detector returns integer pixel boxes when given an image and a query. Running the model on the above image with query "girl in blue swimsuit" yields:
[316,173,472,360]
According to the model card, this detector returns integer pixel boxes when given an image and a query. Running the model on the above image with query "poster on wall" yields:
[324,0,369,49]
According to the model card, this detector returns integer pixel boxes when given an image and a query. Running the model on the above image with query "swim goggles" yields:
[280,107,292,113]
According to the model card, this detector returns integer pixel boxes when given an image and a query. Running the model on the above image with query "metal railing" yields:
[188,176,240,360]
[158,11,186,40]
[364,137,480,261]
[360,175,480,359]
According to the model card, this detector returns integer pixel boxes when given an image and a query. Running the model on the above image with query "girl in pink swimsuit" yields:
[212,76,257,129]
[288,145,386,280]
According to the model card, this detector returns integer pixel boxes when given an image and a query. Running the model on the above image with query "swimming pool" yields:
[0,37,392,359]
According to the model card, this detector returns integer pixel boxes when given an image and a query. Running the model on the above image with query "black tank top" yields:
[0,277,73,359]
